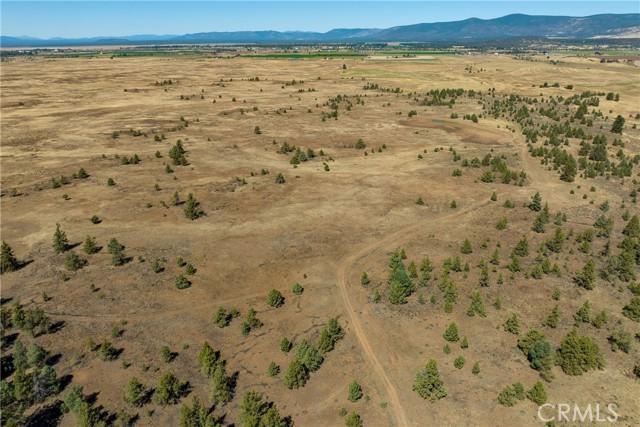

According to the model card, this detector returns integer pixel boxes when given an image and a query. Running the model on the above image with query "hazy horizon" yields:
[2,1,638,39]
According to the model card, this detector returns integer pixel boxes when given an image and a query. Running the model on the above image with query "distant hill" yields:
[2,13,639,47]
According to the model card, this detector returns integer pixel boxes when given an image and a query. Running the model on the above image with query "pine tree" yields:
[125,377,147,407]
[267,289,284,308]
[413,359,446,401]
[348,380,363,402]
[529,192,542,211]
[611,115,625,134]
[0,241,19,273]
[83,236,99,254]
[154,372,184,405]
[284,358,309,389]
[574,260,596,290]
[443,323,459,342]
[211,363,232,406]
[184,193,204,220]
[108,238,126,266]
[52,223,69,253]
[460,239,473,254]
[198,342,220,377]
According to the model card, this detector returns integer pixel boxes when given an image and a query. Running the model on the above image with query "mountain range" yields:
[2,13,639,47]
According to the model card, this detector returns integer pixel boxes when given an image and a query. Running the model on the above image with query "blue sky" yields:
[2,1,638,38]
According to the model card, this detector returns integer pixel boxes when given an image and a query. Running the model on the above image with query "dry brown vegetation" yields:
[1,53,639,426]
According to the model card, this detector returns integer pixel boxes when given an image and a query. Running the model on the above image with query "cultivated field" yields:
[1,52,639,426]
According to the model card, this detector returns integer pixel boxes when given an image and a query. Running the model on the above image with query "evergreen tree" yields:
[52,223,69,253]
[0,241,19,273]
[460,239,473,254]
[83,235,99,254]
[527,381,547,405]
[574,260,596,290]
[556,329,604,375]
[179,396,219,427]
[211,363,232,406]
[198,342,220,377]
[443,323,459,342]
[108,238,126,266]
[622,297,640,322]
[503,313,520,334]
[529,192,542,211]
[184,193,204,220]
[611,115,625,134]
[239,391,287,427]
[347,380,363,402]
[32,365,59,403]
[318,318,344,353]
[154,372,184,405]
[284,358,309,389]
[345,412,363,427]
[413,359,446,401]
[267,289,285,308]
[125,377,148,407]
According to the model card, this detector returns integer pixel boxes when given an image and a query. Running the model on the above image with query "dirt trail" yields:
[335,200,490,427]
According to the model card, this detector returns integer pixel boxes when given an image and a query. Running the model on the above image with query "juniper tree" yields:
[413,359,446,401]
[63,253,84,273]
[0,241,19,273]
[574,260,596,290]
[267,289,284,308]
[280,337,293,353]
[608,329,632,353]
[517,329,553,380]
[443,322,459,342]
[460,239,473,254]
[32,365,59,403]
[345,412,363,427]
[211,363,232,406]
[275,173,286,184]
[503,313,520,334]
[611,115,625,134]
[556,329,604,375]
[348,380,363,402]
[284,358,309,389]
[622,297,640,322]
[467,292,486,317]
[179,397,217,427]
[52,223,69,253]
[513,236,529,257]
[108,238,126,266]
[497,383,525,406]
[154,372,184,405]
[83,236,99,254]
[267,362,280,377]
[527,381,547,405]
[318,318,344,353]
[529,192,542,211]
[479,263,489,287]
[198,342,220,377]
[543,306,560,328]
[292,283,304,295]
[574,301,591,323]
[125,377,148,407]
[239,390,288,427]
[184,193,204,220]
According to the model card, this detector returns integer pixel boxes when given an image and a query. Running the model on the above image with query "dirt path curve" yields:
[335,200,490,427]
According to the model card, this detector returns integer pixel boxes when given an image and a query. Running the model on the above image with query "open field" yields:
[1,52,639,426]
